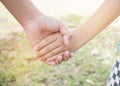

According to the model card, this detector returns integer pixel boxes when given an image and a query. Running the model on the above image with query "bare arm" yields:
[70,0,120,51]
[33,0,120,63]
[0,0,72,65]
[1,0,41,26]
[0,0,71,46]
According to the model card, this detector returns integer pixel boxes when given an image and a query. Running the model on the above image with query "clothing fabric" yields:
[107,57,120,86]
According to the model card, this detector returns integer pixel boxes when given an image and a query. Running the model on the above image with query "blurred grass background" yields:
[0,0,120,86]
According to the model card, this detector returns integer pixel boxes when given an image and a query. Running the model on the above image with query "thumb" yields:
[60,24,72,46]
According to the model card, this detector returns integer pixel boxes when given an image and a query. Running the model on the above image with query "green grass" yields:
[0,34,111,86]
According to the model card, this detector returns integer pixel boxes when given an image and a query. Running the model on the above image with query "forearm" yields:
[1,0,42,26]
[70,0,120,51]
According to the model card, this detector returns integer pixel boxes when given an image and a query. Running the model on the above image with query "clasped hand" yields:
[23,14,73,65]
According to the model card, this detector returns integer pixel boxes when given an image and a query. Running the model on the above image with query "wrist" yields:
[69,29,78,52]
[19,9,43,26]
[69,28,85,52]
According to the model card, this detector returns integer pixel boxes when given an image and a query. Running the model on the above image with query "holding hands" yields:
[23,14,73,65]
[2,0,120,65]
[1,0,73,65]
[34,32,73,65]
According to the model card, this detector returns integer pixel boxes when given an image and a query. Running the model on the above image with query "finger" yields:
[63,51,70,61]
[55,55,63,65]
[63,34,71,46]
[34,35,57,51]
[60,24,72,46]
[47,56,56,62]
[45,53,63,65]
[44,61,56,66]
[39,45,65,61]
[70,52,74,57]
[54,52,63,64]
[35,40,61,58]
[46,49,64,62]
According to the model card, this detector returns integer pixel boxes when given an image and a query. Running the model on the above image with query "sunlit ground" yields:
[0,0,120,86]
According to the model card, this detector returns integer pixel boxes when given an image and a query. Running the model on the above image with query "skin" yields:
[35,33,73,65]
[35,0,120,65]
[0,0,72,65]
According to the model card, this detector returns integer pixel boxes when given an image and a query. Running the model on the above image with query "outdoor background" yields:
[0,0,120,86]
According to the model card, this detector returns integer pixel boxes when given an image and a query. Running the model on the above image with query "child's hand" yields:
[34,33,72,65]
